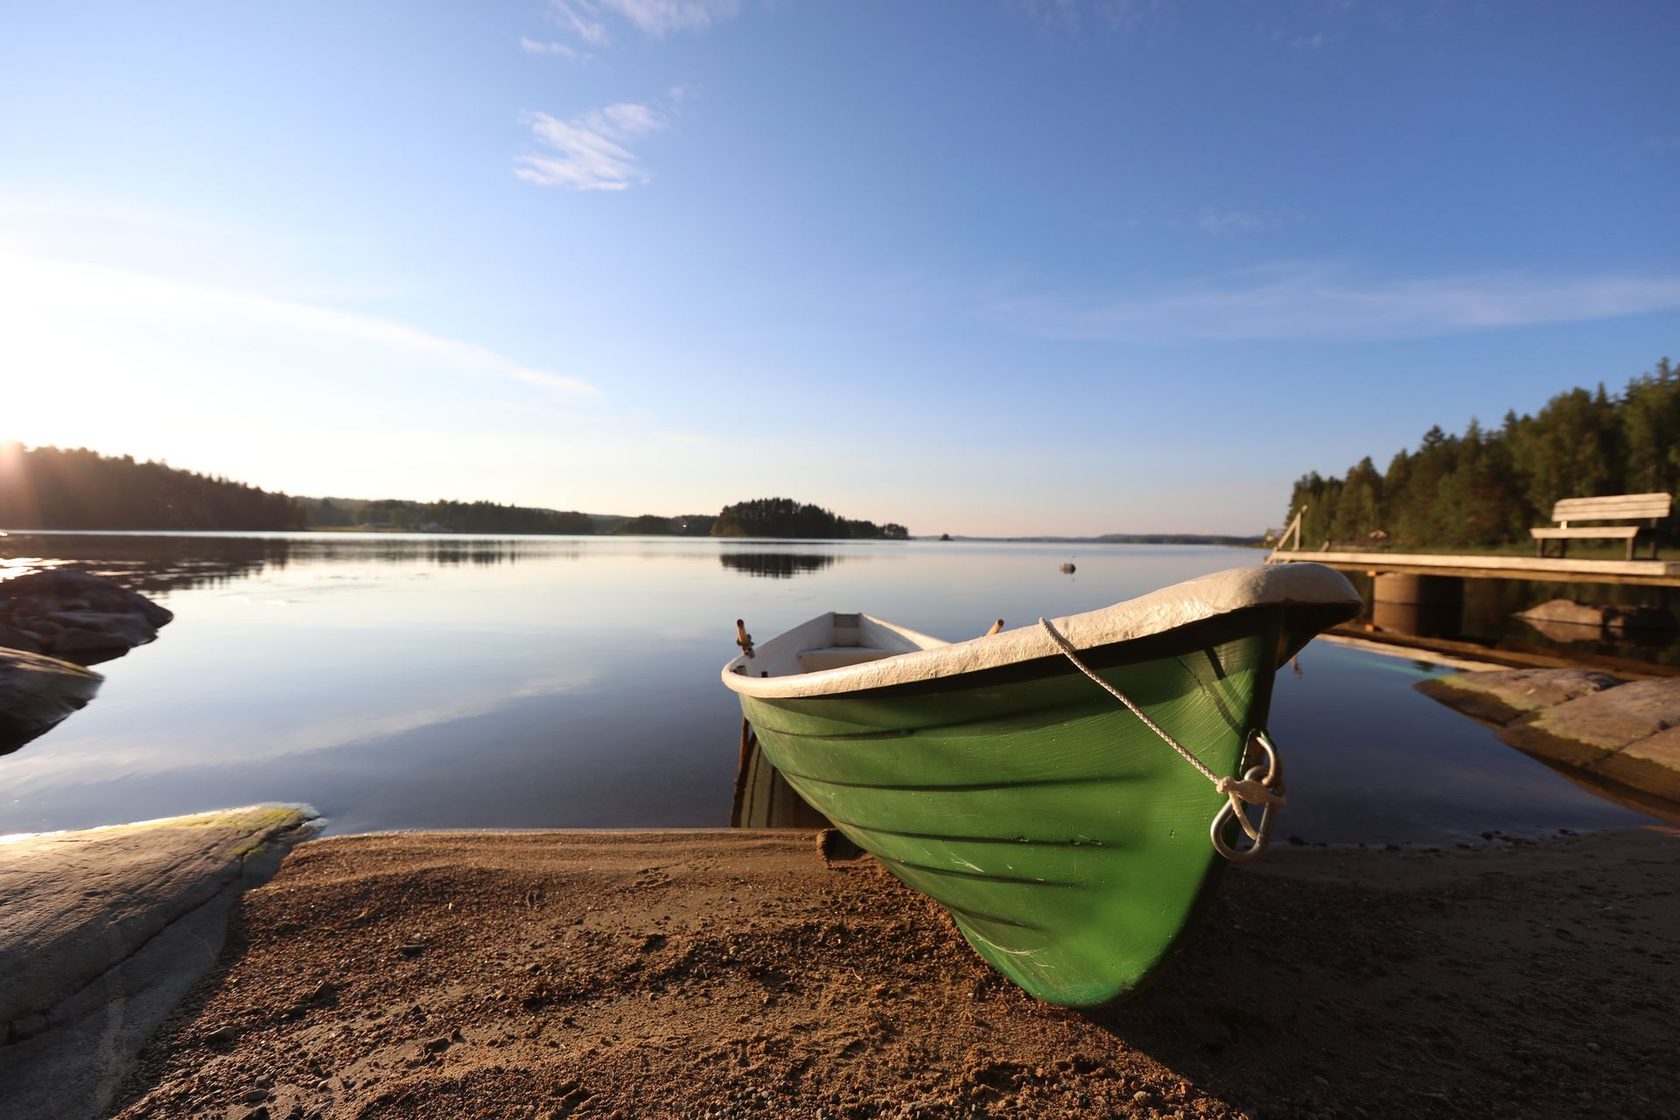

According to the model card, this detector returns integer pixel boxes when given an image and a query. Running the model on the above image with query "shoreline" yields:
[88,822,1680,1120]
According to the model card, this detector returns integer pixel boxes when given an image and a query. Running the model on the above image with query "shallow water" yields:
[0,532,1659,842]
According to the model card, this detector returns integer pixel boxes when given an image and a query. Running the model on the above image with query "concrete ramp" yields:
[0,805,315,1120]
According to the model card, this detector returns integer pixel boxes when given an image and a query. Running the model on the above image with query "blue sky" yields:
[2,1,1676,536]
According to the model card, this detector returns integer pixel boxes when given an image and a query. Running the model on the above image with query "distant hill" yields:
[0,444,304,531]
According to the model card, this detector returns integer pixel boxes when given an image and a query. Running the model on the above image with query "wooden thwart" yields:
[1531,492,1672,561]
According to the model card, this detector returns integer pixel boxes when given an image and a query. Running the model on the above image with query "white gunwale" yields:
[722,564,1361,700]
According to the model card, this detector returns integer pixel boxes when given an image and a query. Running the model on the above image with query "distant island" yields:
[0,447,906,540]
[710,498,907,539]
[1285,357,1678,551]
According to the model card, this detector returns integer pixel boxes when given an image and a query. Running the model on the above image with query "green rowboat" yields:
[722,564,1361,1007]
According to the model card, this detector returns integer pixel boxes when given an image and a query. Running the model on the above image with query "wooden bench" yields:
[1531,493,1672,560]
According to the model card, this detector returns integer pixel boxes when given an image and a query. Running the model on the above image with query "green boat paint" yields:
[722,565,1362,1007]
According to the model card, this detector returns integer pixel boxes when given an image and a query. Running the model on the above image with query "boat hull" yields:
[738,607,1287,1007]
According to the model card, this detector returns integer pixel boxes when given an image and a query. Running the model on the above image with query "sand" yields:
[109,826,1680,1120]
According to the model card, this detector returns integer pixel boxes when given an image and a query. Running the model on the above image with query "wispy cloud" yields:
[1287,30,1335,50]
[551,0,612,44]
[1000,263,1680,343]
[514,101,669,191]
[1646,134,1680,155]
[601,0,742,36]
[0,248,601,397]
[1016,0,1174,35]
[545,0,741,45]
[520,36,592,61]
[1195,208,1269,235]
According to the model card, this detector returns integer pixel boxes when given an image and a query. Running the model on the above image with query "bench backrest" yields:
[1550,493,1673,524]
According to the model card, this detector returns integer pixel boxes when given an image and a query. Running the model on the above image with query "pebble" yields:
[204,1024,239,1046]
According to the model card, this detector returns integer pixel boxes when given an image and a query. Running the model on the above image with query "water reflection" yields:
[1349,571,1680,669]
[718,552,839,579]
[0,533,578,594]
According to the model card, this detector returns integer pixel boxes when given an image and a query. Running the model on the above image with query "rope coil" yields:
[1037,617,1285,862]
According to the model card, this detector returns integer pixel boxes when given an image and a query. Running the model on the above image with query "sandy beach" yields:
[105,825,1679,1120]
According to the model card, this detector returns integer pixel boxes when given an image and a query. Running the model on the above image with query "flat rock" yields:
[1500,677,1680,767]
[0,805,315,1120]
[0,648,103,754]
[1413,668,1623,727]
[1592,726,1680,804]
[1416,669,1680,809]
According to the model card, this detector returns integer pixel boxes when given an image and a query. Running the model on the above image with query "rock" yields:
[0,805,316,1120]
[1413,669,1623,728]
[1517,599,1678,638]
[204,1024,239,1047]
[1590,726,1680,803]
[1501,678,1680,766]
[0,569,172,666]
[0,648,102,754]
[1517,599,1612,628]
[0,621,44,653]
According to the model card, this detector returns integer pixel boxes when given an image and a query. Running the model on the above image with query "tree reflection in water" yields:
[0,534,555,595]
[717,552,838,580]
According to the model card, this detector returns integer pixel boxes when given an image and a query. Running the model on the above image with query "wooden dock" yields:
[1267,548,1680,586]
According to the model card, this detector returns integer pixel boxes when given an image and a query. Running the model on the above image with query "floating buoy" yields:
[1059,562,1076,574]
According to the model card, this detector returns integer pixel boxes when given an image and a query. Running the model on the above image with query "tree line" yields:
[711,497,909,539]
[0,445,305,530]
[295,496,595,534]
[0,446,910,539]
[1285,358,1680,550]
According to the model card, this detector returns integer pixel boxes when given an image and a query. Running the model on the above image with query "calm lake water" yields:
[0,532,1662,843]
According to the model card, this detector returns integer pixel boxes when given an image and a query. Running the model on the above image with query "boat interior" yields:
[733,611,950,678]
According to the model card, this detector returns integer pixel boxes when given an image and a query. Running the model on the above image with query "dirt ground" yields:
[110,826,1680,1120]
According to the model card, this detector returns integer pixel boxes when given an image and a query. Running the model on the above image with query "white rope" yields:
[1036,617,1285,828]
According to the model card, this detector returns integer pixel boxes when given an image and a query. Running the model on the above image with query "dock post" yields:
[1370,572,1465,638]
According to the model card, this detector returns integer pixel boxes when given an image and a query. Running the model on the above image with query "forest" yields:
[0,445,305,530]
[711,497,909,539]
[1284,358,1680,550]
[0,447,908,540]
[295,496,595,534]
